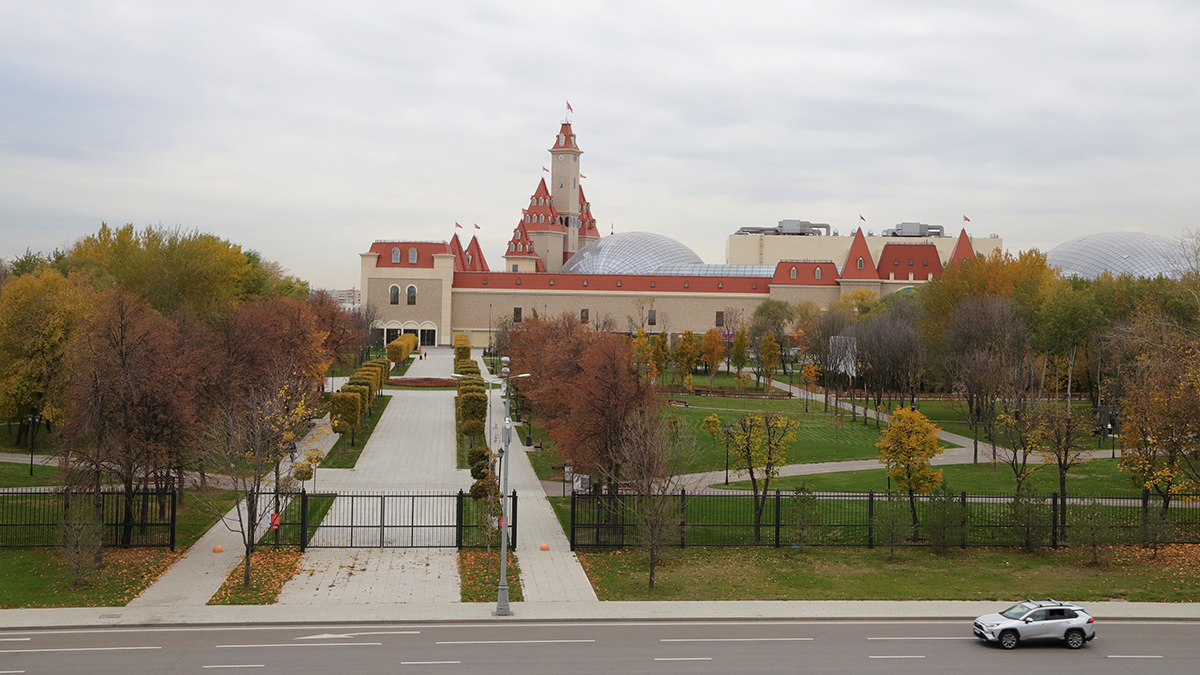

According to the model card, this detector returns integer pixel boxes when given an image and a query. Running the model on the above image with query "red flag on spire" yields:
[474,224,480,230]
[860,215,866,222]
[963,215,971,222]
[580,174,587,179]
[566,101,573,113]
[542,166,549,172]
[455,222,462,228]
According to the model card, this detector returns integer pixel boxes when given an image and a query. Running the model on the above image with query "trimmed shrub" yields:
[386,334,419,366]
[454,334,471,362]
[460,391,488,424]
[330,392,361,434]
[469,473,498,501]
[462,419,485,438]
[467,446,490,467]
[341,384,370,418]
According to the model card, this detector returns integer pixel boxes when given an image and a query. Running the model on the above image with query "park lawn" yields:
[576,544,1200,602]
[0,487,238,608]
[0,461,61,487]
[459,549,524,602]
[320,395,391,469]
[2,425,57,456]
[727,458,1140,496]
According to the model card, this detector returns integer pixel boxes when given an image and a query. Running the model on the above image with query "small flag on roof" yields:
[860,215,866,222]
[567,101,573,113]
[474,224,480,230]
[963,215,971,222]
[455,222,462,229]
[542,166,549,172]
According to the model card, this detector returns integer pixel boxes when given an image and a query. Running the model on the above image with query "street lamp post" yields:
[496,356,529,617]
[26,411,40,476]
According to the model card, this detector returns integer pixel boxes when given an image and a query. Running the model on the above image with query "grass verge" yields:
[320,395,391,469]
[0,461,61,487]
[577,544,1200,602]
[459,549,524,602]
[0,486,238,608]
[208,547,304,605]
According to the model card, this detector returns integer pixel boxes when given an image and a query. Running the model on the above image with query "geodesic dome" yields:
[1046,231,1180,280]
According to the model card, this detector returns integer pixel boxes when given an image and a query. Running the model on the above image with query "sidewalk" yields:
[3,599,1198,629]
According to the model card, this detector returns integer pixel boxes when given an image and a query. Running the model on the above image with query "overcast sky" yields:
[2,1,1197,290]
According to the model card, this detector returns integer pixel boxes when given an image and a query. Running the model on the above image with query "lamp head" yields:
[501,356,510,367]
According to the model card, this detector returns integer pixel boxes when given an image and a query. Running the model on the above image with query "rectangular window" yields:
[514,307,522,323]
[580,308,589,324]
[512,264,518,273]
[715,311,724,327]
[648,309,657,326]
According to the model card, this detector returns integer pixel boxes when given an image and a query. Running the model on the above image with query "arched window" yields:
[407,286,417,306]
[857,257,864,270]
[389,286,399,305]
[391,247,400,264]
[815,267,822,280]
[408,248,418,264]
[790,266,797,279]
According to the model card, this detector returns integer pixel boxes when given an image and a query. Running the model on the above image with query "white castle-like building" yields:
[361,120,1003,347]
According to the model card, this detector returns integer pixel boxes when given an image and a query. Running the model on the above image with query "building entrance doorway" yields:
[419,328,436,346]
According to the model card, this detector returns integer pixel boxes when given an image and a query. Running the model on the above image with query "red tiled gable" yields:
[523,178,563,233]
[465,236,490,272]
[579,186,599,238]
[551,122,579,151]
[948,228,976,266]
[876,243,943,280]
[448,234,466,272]
[453,272,771,294]
[505,221,540,258]
[840,229,878,279]
[770,261,839,286]
[368,241,449,269]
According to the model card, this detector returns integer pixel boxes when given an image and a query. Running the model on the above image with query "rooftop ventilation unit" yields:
[881,222,945,237]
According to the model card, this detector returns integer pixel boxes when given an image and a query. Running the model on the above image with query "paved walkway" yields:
[279,549,460,605]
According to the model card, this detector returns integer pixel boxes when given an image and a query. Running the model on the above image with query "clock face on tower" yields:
[558,154,564,161]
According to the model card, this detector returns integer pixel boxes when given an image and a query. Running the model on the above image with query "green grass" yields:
[0,486,237,608]
[1,423,57,456]
[320,395,391,469]
[576,544,1200,601]
[0,461,61,487]
[459,549,523,602]
[729,458,1141,496]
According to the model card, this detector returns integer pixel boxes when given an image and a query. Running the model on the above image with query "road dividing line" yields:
[0,638,31,642]
[202,666,265,669]
[401,662,461,666]
[869,655,925,659]
[216,643,381,648]
[436,639,594,645]
[655,657,712,661]
[1107,655,1163,659]
[0,646,161,654]
[868,637,973,640]
[0,670,25,673]
[657,634,816,638]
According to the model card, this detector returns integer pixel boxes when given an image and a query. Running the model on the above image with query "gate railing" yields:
[0,487,176,550]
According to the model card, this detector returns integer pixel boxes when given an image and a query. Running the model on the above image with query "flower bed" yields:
[386,377,457,387]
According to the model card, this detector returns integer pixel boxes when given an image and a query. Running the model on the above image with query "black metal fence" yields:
[0,487,176,550]
[569,489,1200,550]
[257,489,517,551]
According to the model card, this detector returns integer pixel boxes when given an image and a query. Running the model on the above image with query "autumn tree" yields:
[1026,403,1092,531]
[672,330,699,386]
[729,327,750,388]
[1034,280,1104,402]
[876,407,944,531]
[755,330,780,389]
[700,328,726,387]
[725,410,798,541]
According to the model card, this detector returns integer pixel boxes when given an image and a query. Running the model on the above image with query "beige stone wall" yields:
[368,277,444,325]
[766,285,842,307]
[449,289,769,336]
[530,231,565,273]
[725,233,1004,265]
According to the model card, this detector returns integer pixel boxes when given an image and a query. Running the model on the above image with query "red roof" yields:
[840,229,878,279]
[453,272,770,294]
[770,261,839,286]
[948,228,976,266]
[876,243,944,280]
[579,186,599,238]
[464,236,489,272]
[523,178,563,233]
[505,221,541,259]
[367,241,449,269]
[551,122,579,151]
[448,234,466,272]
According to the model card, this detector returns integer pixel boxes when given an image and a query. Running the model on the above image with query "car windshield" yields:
[1000,603,1034,620]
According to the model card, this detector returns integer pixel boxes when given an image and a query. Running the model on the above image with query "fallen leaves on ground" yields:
[208,547,303,605]
[0,547,181,608]
[458,549,523,602]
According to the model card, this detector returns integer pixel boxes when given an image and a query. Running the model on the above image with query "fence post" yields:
[1051,492,1059,549]
[959,490,967,550]
[455,490,464,550]
[867,490,874,549]
[569,491,576,551]
[774,490,782,548]
[300,489,308,553]
[169,489,177,552]
[510,491,518,549]
[1142,488,1150,543]
[679,488,687,549]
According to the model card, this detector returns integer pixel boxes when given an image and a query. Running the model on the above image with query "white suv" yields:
[974,600,1096,649]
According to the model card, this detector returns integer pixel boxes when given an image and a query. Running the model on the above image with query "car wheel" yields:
[999,631,1019,650]
[1065,630,1085,650]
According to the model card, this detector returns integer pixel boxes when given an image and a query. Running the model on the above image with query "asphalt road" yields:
[1,619,1198,674]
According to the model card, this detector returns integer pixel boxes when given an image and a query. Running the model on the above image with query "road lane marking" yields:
[401,662,461,665]
[0,670,26,673]
[655,658,712,661]
[0,639,31,642]
[296,631,419,639]
[1107,655,1163,659]
[657,634,816,638]
[436,639,594,645]
[0,646,161,654]
[202,666,265,670]
[216,643,381,648]
[868,637,973,640]
[869,655,925,659]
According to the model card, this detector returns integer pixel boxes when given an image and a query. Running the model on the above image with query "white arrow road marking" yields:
[655,658,712,661]
[869,655,926,659]
[401,662,460,666]
[217,643,381,648]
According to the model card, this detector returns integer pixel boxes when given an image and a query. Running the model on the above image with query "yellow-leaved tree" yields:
[726,410,798,542]
[876,407,944,532]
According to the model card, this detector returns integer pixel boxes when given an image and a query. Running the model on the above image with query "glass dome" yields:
[562,231,704,275]
[1046,231,1180,280]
